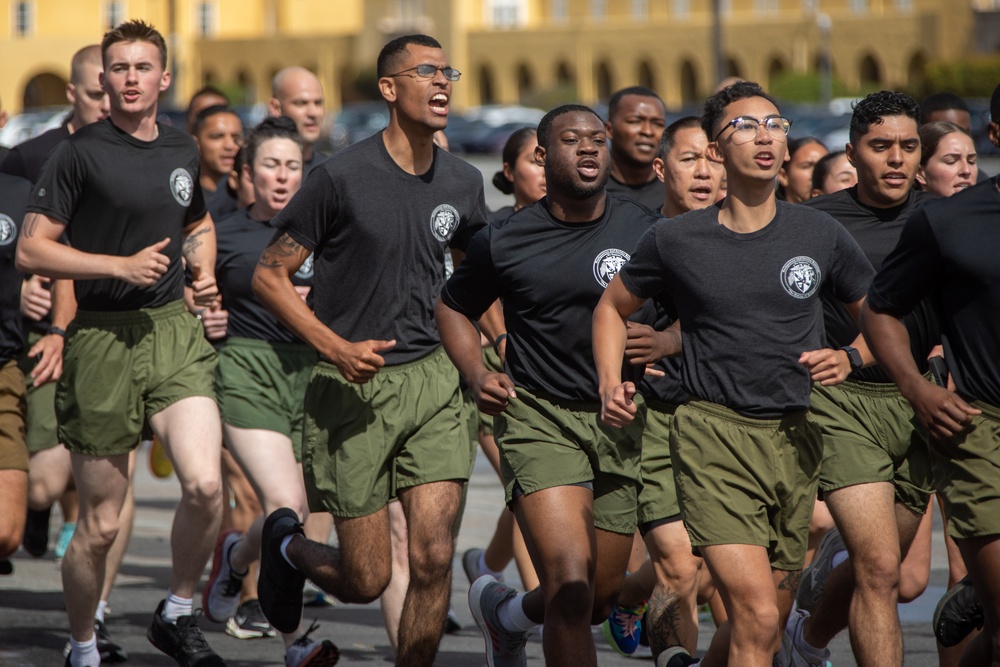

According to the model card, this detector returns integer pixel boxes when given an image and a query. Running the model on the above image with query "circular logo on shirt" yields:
[294,252,314,280]
[780,256,822,299]
[429,204,460,242]
[169,168,194,207]
[593,248,630,288]
[0,214,16,246]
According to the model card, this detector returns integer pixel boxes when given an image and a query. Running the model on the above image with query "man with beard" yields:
[251,34,487,667]
[593,81,873,667]
[605,87,668,211]
[784,91,936,667]
[437,103,660,667]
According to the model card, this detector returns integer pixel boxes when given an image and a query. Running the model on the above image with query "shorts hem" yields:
[221,417,294,439]
[595,520,638,536]
[146,390,217,419]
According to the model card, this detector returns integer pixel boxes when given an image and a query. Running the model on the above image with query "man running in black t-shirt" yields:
[268,67,327,174]
[438,103,660,667]
[605,86,668,211]
[783,91,936,667]
[251,34,487,667]
[16,20,226,667]
[594,81,873,667]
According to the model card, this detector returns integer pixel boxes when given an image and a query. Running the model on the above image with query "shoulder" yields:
[802,187,851,212]
[777,199,838,226]
[0,172,32,200]
[158,123,199,151]
[606,193,660,221]
[434,147,481,181]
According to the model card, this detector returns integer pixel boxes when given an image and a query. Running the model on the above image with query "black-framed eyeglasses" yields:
[713,115,792,144]
[387,64,461,81]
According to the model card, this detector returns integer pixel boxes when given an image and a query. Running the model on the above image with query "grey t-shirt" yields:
[273,131,488,365]
[619,201,874,417]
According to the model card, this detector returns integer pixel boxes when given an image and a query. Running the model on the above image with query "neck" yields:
[303,143,314,163]
[199,171,222,192]
[717,178,777,233]
[610,158,656,187]
[109,106,159,142]
[249,201,278,221]
[382,121,436,175]
[66,114,83,134]
[856,182,907,210]
[545,190,607,224]
[660,200,685,219]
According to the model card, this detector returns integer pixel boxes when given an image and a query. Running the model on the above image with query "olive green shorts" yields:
[638,401,682,531]
[16,331,59,453]
[302,347,474,518]
[217,337,316,461]
[670,400,822,571]
[810,379,933,514]
[477,346,504,436]
[933,401,1000,540]
[56,301,218,456]
[494,387,644,535]
[0,360,29,472]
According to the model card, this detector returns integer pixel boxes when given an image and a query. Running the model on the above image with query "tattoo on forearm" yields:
[778,569,803,594]
[183,226,211,255]
[23,213,40,238]
[257,233,307,270]
[647,584,682,656]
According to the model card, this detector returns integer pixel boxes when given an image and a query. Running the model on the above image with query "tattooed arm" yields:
[182,213,218,307]
[253,232,395,384]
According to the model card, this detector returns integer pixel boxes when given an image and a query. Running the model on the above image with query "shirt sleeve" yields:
[618,223,669,300]
[440,225,502,320]
[0,147,27,179]
[25,141,84,225]
[272,166,339,252]
[450,179,489,252]
[867,208,943,316]
[824,219,876,304]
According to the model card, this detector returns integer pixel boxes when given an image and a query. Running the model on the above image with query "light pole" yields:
[817,12,832,107]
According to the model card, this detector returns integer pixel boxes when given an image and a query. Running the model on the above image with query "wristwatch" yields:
[841,345,863,372]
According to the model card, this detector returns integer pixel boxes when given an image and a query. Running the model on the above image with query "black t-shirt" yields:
[207,181,238,221]
[273,132,487,365]
[0,174,32,362]
[216,208,312,344]
[304,150,328,175]
[606,175,663,212]
[27,118,207,311]
[490,205,515,223]
[868,179,1000,406]
[619,201,874,417]
[441,194,658,402]
[805,186,939,382]
[0,125,71,184]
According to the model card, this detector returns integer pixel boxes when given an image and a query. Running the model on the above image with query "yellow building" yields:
[0,0,991,116]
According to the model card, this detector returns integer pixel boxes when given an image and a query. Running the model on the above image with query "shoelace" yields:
[293,620,322,647]
[177,610,213,653]
[611,606,644,639]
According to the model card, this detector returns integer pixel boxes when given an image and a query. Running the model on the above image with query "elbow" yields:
[15,243,37,274]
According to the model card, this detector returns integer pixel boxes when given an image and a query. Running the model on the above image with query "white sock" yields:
[69,635,100,667]
[478,551,504,579]
[831,549,848,569]
[497,592,538,632]
[280,535,300,571]
[161,591,193,624]
[95,600,108,624]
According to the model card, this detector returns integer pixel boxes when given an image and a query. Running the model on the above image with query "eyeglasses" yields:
[387,64,462,81]
[713,115,792,144]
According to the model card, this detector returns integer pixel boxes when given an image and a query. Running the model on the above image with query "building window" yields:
[591,0,606,21]
[197,1,216,36]
[631,0,648,19]
[551,0,567,21]
[672,0,690,16]
[851,0,868,13]
[487,0,525,27]
[104,1,125,30]
[13,1,33,37]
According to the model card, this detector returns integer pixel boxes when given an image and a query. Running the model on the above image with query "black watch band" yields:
[47,326,67,337]
[841,345,863,371]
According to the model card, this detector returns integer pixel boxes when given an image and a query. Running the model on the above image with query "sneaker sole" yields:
[602,619,638,657]
[469,577,500,667]
[796,528,844,612]
[260,509,306,635]
[203,529,242,623]
[933,578,982,647]
[288,640,340,666]
[225,617,273,640]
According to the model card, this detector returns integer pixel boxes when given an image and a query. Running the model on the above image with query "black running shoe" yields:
[147,599,226,666]
[259,508,306,635]
[934,575,983,648]
[0,559,12,575]
[96,618,129,662]
[23,506,52,557]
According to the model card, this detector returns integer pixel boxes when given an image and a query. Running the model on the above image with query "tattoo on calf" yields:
[647,584,682,656]
[778,569,803,595]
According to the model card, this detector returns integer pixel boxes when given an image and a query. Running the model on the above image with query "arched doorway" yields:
[479,64,495,105]
[638,61,656,92]
[22,72,67,109]
[680,59,699,105]
[859,53,881,86]
[596,61,613,102]
[516,63,534,104]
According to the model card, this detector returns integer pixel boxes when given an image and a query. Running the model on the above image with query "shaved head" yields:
[269,66,325,148]
[70,45,102,85]
[271,67,321,100]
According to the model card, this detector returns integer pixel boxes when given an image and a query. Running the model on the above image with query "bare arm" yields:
[860,301,978,439]
[799,297,875,386]
[593,275,651,428]
[25,278,77,386]
[182,214,219,307]
[17,212,170,284]
[252,232,395,384]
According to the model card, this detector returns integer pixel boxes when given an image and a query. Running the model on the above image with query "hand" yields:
[20,275,53,321]
[625,321,676,365]
[330,339,397,384]
[27,333,64,385]
[119,238,170,286]
[799,348,852,386]
[293,285,311,303]
[190,263,220,308]
[904,380,981,440]
[200,305,228,340]
[600,381,638,428]
[471,372,517,416]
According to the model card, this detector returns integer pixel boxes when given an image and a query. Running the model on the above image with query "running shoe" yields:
[445,605,463,634]
[933,575,983,647]
[795,527,845,613]
[226,599,276,639]
[657,646,699,667]
[259,508,306,634]
[601,602,647,656]
[284,620,339,666]
[469,575,529,667]
[147,599,225,666]
[462,547,485,584]
[203,529,246,623]
[303,580,336,608]
[55,522,76,559]
[23,506,51,557]
[95,618,128,662]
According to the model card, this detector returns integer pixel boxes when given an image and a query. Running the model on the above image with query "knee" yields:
[0,522,23,558]
[78,515,121,553]
[340,558,392,603]
[407,536,454,585]
[181,474,223,511]
[542,563,594,622]
[730,601,781,651]
[660,553,701,597]
[853,552,901,594]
